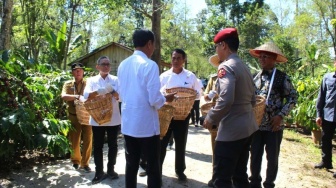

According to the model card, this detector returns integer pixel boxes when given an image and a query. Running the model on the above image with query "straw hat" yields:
[249,42,288,63]
[208,54,221,67]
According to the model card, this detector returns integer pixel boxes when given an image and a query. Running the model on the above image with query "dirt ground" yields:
[0,126,336,188]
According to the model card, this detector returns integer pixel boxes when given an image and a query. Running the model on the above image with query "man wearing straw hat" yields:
[203,27,258,188]
[249,42,297,188]
[83,56,121,184]
[159,48,202,181]
[117,29,175,188]
[61,62,92,172]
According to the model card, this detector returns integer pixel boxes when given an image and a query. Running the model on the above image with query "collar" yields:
[168,68,192,77]
[73,79,84,85]
[98,74,111,81]
[223,53,239,62]
[134,50,149,59]
[262,68,275,76]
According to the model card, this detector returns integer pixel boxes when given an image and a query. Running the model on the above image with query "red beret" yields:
[213,28,238,43]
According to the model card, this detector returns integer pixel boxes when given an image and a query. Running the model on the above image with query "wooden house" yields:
[73,42,133,75]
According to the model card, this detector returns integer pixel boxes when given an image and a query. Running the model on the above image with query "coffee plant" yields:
[0,50,73,163]
[291,75,322,131]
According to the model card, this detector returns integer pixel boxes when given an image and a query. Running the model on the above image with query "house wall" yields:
[79,44,133,75]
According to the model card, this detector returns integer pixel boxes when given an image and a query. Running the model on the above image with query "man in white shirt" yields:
[83,56,121,184]
[159,49,201,181]
[118,29,175,188]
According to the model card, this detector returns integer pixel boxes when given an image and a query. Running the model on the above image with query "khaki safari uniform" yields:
[203,74,218,165]
[62,79,92,167]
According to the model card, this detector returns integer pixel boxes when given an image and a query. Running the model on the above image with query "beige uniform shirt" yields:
[204,74,218,102]
[61,80,86,115]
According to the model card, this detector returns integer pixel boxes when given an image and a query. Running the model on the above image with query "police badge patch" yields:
[217,68,226,78]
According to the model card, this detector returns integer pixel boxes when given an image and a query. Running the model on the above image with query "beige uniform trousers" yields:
[210,131,216,167]
[68,114,93,167]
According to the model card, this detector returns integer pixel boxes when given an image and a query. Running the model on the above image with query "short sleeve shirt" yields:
[61,80,86,114]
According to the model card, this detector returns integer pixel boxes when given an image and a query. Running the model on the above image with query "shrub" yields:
[0,50,72,162]
[291,75,322,131]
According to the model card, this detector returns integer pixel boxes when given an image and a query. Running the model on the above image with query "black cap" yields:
[71,62,84,71]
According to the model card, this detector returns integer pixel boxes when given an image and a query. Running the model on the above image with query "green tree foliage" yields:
[44,22,87,69]
[93,5,136,48]
[311,0,336,55]
[13,0,50,62]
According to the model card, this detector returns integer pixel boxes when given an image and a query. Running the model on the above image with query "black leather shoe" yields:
[138,165,147,177]
[208,179,214,187]
[73,164,79,170]
[81,166,91,173]
[314,162,333,169]
[107,171,119,179]
[92,173,107,184]
[139,171,147,177]
[175,172,187,181]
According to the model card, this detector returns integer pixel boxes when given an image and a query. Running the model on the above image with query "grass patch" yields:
[277,129,335,188]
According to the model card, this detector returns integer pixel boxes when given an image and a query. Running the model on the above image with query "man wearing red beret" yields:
[203,28,258,188]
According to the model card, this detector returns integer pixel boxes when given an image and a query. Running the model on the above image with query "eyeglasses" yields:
[259,55,272,59]
[99,63,111,67]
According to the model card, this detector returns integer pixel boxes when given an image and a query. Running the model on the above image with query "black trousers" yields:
[124,134,161,188]
[321,119,336,166]
[160,115,190,174]
[249,130,283,188]
[92,125,119,175]
[190,100,200,124]
[212,135,253,188]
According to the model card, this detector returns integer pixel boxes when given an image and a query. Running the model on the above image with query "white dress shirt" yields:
[118,50,166,138]
[160,68,201,95]
[83,74,121,126]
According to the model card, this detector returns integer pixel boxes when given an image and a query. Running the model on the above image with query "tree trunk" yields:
[0,0,14,51]
[63,0,80,70]
[151,0,161,72]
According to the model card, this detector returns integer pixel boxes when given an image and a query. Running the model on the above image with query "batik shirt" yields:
[254,68,298,131]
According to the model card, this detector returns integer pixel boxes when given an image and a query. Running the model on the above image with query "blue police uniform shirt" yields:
[316,72,336,122]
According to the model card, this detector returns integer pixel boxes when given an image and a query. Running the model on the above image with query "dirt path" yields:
[1,127,336,188]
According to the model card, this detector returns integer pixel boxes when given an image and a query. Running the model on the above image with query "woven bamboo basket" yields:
[158,104,175,140]
[200,102,218,135]
[254,95,266,126]
[201,102,216,117]
[84,93,113,125]
[165,87,197,120]
[74,100,90,125]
